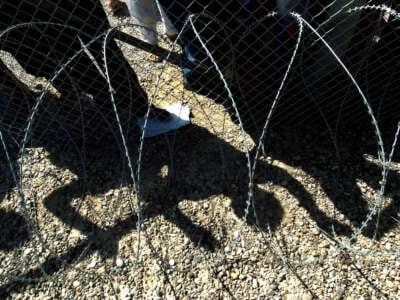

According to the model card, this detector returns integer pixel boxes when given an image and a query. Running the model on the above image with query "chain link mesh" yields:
[1,0,399,298]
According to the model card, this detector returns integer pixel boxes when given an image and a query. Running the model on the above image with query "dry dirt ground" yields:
[1,2,400,299]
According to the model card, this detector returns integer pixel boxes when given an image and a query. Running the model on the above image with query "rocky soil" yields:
[1,2,400,299]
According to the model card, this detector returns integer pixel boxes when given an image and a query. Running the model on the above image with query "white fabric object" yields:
[127,0,177,45]
[136,102,190,138]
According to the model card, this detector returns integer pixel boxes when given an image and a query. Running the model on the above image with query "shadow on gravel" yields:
[0,63,32,254]
[2,53,400,296]
[2,118,399,296]
[254,119,400,241]
[0,209,30,252]
[1,3,400,295]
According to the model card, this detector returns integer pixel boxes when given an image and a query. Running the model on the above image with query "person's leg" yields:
[76,0,170,121]
[3,0,169,137]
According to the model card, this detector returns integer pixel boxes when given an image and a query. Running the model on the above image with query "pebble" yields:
[269,284,278,291]
[385,242,392,251]
[120,286,131,299]
[252,278,258,288]
[230,269,239,280]
[116,257,124,267]
[311,227,320,235]
[287,293,312,300]
[24,248,33,256]
[3,16,400,300]
[88,260,97,269]
[386,280,395,289]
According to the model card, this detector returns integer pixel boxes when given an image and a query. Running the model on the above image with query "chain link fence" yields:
[1,0,400,298]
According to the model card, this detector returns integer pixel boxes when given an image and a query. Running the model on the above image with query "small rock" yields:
[311,227,319,235]
[116,257,124,267]
[120,285,131,299]
[230,269,239,280]
[269,283,278,291]
[385,243,392,251]
[252,278,258,288]
[287,293,312,300]
[88,260,97,269]
[24,248,33,256]
[169,259,175,266]
[386,280,395,289]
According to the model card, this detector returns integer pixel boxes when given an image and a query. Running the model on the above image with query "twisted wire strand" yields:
[0,4,399,291]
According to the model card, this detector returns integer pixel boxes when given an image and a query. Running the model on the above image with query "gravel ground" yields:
[1,2,400,299]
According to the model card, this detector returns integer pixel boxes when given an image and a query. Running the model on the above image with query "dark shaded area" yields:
[0,0,169,141]
[262,125,400,239]
[156,2,400,241]
[0,0,171,263]
[0,0,169,285]
[275,6,400,133]
[0,209,30,251]
[0,64,32,253]
[159,0,400,139]
[1,0,400,296]
[2,117,399,295]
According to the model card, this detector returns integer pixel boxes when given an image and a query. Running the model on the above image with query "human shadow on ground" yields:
[158,0,400,241]
[0,62,33,252]
[2,42,399,300]
[259,123,400,240]
[2,110,399,298]
[0,128,30,252]
[0,0,169,254]
[0,0,170,143]
[1,4,400,294]
[1,118,363,295]
[178,15,400,241]
[0,209,30,252]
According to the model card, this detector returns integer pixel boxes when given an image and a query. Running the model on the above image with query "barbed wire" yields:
[1,1,399,297]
